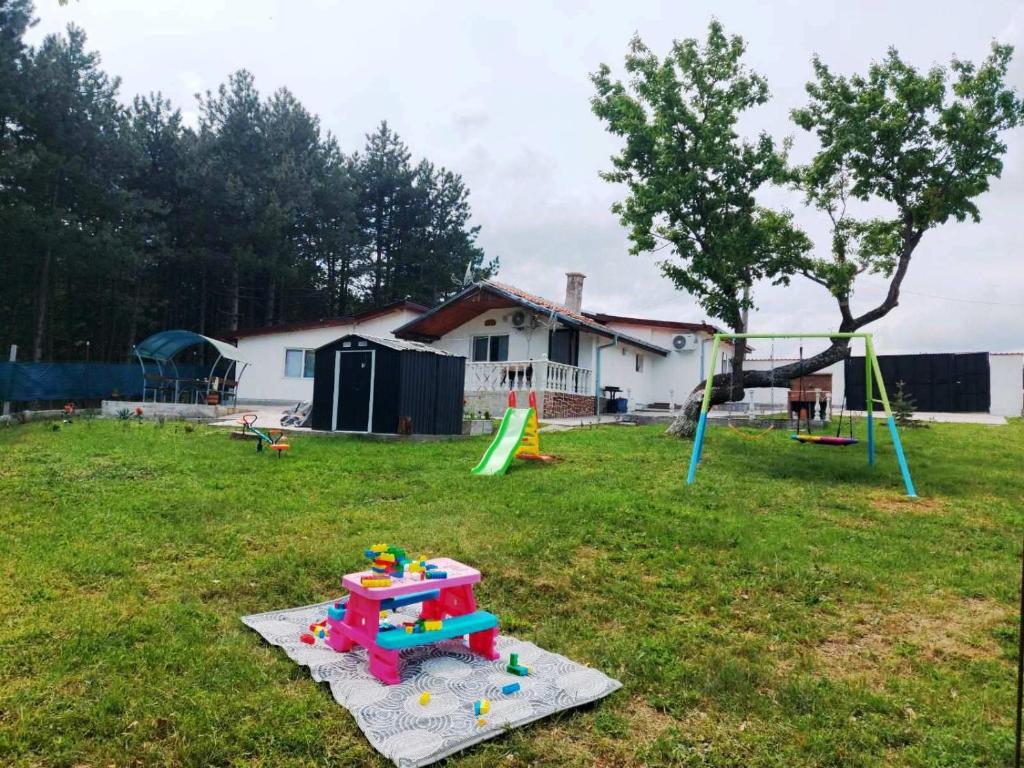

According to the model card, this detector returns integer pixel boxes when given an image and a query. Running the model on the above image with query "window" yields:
[285,348,316,378]
[471,334,509,362]
[635,353,644,373]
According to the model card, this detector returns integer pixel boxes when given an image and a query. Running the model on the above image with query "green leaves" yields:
[793,42,1023,325]
[596,24,1023,338]
[592,22,808,331]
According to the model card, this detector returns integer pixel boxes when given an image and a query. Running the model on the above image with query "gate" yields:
[845,352,990,412]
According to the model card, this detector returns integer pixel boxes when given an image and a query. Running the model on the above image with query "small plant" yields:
[134,406,144,424]
[892,380,925,428]
[116,408,132,421]
[184,423,195,434]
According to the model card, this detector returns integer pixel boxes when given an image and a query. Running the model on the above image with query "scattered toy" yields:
[419,691,431,706]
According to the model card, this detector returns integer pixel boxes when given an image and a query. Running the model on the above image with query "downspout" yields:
[594,334,618,416]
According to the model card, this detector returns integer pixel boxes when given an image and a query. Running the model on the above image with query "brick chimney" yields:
[564,272,586,314]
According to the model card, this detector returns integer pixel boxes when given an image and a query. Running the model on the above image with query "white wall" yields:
[989,353,1024,417]
[430,307,553,360]
[235,309,422,402]
[598,322,724,407]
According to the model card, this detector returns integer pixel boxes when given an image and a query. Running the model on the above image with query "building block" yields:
[300,633,315,645]
[425,570,448,579]
[501,682,521,695]
[423,620,442,631]
[473,698,490,716]
[419,691,430,706]
[327,605,346,621]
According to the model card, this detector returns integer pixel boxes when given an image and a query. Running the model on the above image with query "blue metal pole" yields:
[886,415,917,498]
[686,412,708,485]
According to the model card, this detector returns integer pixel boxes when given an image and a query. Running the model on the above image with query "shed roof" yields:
[318,334,455,355]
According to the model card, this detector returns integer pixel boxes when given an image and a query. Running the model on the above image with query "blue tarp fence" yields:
[0,362,205,402]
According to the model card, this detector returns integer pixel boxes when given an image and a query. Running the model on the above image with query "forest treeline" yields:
[0,0,496,362]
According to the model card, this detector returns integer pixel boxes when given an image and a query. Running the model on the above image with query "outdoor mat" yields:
[242,599,622,767]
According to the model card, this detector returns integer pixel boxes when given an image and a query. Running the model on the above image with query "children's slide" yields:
[470,408,533,476]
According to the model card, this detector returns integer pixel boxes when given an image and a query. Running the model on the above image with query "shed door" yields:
[333,350,375,432]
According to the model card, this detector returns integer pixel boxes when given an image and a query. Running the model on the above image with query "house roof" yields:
[392,280,670,356]
[584,312,725,336]
[318,334,453,355]
[230,300,429,340]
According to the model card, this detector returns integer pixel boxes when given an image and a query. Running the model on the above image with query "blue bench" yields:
[376,610,499,651]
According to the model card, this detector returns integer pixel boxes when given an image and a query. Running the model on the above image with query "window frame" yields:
[284,348,317,379]
[471,334,510,362]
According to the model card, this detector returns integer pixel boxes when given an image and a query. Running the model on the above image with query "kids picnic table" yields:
[326,557,500,685]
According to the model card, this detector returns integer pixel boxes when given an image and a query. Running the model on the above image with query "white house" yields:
[392,274,733,418]
[229,274,731,418]
[232,301,427,402]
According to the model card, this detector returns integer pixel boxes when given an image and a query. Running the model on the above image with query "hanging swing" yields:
[790,342,858,446]
[687,331,917,498]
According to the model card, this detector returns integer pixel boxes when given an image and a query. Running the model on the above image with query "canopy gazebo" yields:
[133,330,249,405]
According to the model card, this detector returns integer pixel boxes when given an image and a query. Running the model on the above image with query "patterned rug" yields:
[242,599,622,767]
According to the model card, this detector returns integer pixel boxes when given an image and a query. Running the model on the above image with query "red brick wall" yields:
[541,392,595,419]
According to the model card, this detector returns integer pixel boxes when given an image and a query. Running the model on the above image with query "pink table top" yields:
[342,557,480,599]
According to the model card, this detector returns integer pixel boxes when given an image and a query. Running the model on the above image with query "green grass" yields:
[1,416,1022,767]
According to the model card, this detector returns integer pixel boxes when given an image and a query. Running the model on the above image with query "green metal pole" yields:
[865,336,875,466]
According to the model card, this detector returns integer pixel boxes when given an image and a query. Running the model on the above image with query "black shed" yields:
[311,334,465,434]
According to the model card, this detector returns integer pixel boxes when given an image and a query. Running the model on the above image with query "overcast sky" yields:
[29,0,1024,356]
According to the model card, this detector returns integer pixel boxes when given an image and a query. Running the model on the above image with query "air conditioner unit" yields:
[510,310,527,328]
[672,333,698,352]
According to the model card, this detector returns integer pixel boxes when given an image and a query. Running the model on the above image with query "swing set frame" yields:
[685,332,917,498]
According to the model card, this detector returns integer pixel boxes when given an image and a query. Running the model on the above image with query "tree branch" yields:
[850,227,923,328]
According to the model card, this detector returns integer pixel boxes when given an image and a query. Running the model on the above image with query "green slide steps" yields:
[470,408,533,476]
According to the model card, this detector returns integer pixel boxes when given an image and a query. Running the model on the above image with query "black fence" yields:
[845,352,990,413]
[0,362,205,405]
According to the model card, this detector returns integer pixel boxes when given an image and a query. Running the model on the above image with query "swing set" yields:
[686,332,917,498]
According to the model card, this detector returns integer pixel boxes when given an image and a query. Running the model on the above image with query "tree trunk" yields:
[228,262,240,332]
[666,337,853,438]
[326,251,337,316]
[265,276,276,326]
[32,244,52,362]
[125,265,142,360]
[198,264,208,335]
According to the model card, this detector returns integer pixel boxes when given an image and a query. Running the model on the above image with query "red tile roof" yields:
[584,312,725,336]
[229,300,428,340]
[393,281,671,355]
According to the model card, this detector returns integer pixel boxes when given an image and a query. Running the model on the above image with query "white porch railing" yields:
[465,359,593,396]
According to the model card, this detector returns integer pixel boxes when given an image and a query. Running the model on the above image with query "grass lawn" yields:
[1,416,1022,767]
